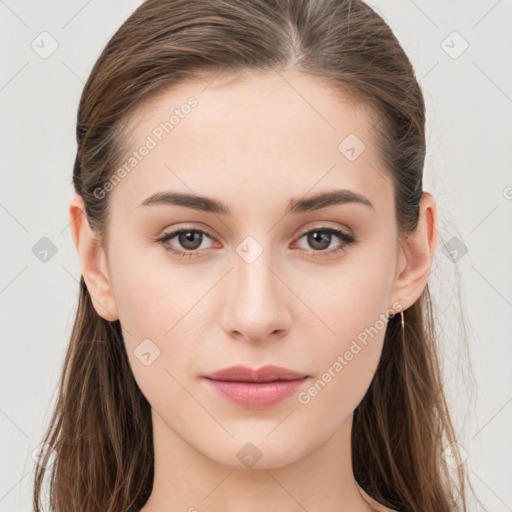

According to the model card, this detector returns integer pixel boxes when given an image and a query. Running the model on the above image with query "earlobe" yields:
[68,194,119,322]
[390,192,438,312]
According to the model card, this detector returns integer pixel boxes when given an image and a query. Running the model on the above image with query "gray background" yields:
[1,1,511,510]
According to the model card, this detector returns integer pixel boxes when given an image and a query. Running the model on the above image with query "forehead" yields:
[108,69,392,219]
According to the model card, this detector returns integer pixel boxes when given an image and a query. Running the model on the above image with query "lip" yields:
[202,365,310,409]
[203,364,308,382]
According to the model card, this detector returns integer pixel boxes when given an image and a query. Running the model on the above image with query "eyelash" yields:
[155,225,356,259]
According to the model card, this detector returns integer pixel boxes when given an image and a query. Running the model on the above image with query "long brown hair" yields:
[33,1,480,510]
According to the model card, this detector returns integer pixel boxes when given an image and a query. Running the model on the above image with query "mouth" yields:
[202,364,309,382]
[202,365,310,409]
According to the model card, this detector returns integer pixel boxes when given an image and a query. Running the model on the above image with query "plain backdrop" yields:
[1,1,511,510]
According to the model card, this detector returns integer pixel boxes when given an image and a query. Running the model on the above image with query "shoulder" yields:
[357,484,400,512]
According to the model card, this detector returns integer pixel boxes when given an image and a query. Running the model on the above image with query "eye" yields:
[155,225,356,258]
[294,226,356,256]
[156,226,216,258]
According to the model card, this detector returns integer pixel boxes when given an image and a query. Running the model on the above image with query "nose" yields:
[220,245,292,344]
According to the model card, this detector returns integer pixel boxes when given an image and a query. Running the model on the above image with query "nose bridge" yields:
[223,235,290,340]
[234,236,281,308]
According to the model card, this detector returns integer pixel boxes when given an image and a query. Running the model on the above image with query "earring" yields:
[400,310,405,330]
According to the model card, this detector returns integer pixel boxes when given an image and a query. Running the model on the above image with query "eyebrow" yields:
[139,189,374,215]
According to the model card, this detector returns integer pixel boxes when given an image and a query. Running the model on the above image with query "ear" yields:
[68,194,119,322]
[389,191,438,313]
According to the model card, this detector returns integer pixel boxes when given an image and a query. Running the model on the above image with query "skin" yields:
[69,69,438,512]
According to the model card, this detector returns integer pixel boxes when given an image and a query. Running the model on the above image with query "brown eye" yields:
[156,228,215,257]
[306,231,333,251]
[296,227,356,255]
[176,230,203,250]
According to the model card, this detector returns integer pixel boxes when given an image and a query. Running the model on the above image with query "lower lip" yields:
[203,377,309,409]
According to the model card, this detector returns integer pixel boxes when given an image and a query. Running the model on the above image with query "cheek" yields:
[300,256,394,407]
[108,253,197,409]
[297,304,388,429]
[107,242,211,387]
[286,266,392,455]
[109,239,193,337]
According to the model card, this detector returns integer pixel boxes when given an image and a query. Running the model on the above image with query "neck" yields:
[140,410,373,512]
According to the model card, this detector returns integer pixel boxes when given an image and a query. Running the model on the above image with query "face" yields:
[75,69,426,469]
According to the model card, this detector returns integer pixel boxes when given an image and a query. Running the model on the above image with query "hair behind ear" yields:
[33,277,154,512]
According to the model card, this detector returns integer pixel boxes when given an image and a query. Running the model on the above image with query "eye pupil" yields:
[179,230,202,250]
[308,231,331,250]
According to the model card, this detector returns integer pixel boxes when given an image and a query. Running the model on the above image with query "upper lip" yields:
[203,365,309,382]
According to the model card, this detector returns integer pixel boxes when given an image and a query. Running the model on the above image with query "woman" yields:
[33,0,479,510]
